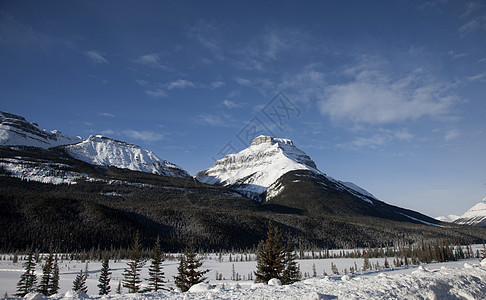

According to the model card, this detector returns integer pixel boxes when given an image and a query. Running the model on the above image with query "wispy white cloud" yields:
[168,79,194,90]
[337,128,414,150]
[134,53,165,68]
[350,135,386,148]
[444,129,460,141]
[318,58,457,125]
[222,99,243,109]
[135,79,149,86]
[99,112,114,118]
[458,15,486,37]
[210,81,225,89]
[467,72,486,82]
[447,50,468,59]
[145,89,168,98]
[235,77,252,86]
[101,129,115,136]
[188,20,226,61]
[85,50,108,64]
[122,129,164,142]
[197,113,230,127]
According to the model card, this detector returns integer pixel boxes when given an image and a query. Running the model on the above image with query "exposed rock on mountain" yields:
[0,111,81,148]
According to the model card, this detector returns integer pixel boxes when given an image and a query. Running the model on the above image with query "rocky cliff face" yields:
[0,110,190,178]
[0,111,81,148]
[65,135,190,177]
[196,135,373,202]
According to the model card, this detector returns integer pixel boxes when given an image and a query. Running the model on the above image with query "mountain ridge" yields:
[0,110,189,178]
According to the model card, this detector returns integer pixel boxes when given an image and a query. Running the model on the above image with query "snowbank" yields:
[34,263,486,299]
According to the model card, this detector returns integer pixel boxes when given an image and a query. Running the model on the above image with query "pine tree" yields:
[116,281,122,294]
[147,236,168,291]
[480,242,486,261]
[72,263,88,293]
[254,223,285,283]
[123,232,145,293]
[97,256,111,295]
[281,245,301,285]
[16,248,37,297]
[38,250,54,295]
[331,262,339,275]
[384,257,390,269]
[48,254,60,296]
[174,241,209,292]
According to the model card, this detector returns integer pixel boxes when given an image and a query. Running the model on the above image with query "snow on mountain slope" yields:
[0,111,81,148]
[435,215,460,223]
[0,156,90,184]
[453,197,486,226]
[64,135,190,178]
[196,135,375,202]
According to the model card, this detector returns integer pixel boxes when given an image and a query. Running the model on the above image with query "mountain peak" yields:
[65,135,190,178]
[250,135,294,147]
[0,110,81,148]
[196,136,318,200]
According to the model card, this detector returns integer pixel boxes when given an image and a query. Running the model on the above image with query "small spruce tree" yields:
[254,223,285,283]
[72,263,88,293]
[16,248,37,297]
[48,254,60,296]
[38,250,54,295]
[147,236,168,291]
[116,281,122,294]
[97,255,111,295]
[281,245,301,285]
[123,232,145,293]
[174,241,209,292]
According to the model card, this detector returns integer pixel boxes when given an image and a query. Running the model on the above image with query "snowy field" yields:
[2,252,486,299]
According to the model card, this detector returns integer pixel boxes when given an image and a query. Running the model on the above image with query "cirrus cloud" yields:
[318,61,457,125]
[85,50,108,64]
[122,129,164,142]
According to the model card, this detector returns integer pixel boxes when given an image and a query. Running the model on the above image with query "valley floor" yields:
[1,254,486,299]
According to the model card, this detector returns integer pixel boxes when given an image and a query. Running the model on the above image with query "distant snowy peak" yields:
[453,197,486,227]
[196,135,375,203]
[196,135,320,199]
[0,111,81,148]
[435,215,460,223]
[64,135,190,178]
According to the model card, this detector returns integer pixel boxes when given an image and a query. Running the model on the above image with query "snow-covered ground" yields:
[2,250,486,299]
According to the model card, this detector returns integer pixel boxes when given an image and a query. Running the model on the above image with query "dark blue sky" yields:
[1,0,485,217]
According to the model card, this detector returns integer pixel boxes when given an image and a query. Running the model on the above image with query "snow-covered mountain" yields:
[64,135,190,177]
[0,111,81,148]
[197,135,439,225]
[435,215,460,223]
[0,110,189,178]
[197,135,376,202]
[450,197,486,227]
[196,135,320,200]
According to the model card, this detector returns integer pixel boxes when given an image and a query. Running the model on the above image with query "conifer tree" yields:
[174,241,208,292]
[281,245,301,285]
[38,250,54,295]
[123,232,145,293]
[116,281,122,294]
[480,242,486,261]
[254,223,285,283]
[147,236,168,291]
[72,263,88,293]
[98,255,111,295]
[48,254,60,296]
[16,248,37,297]
[384,257,390,269]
